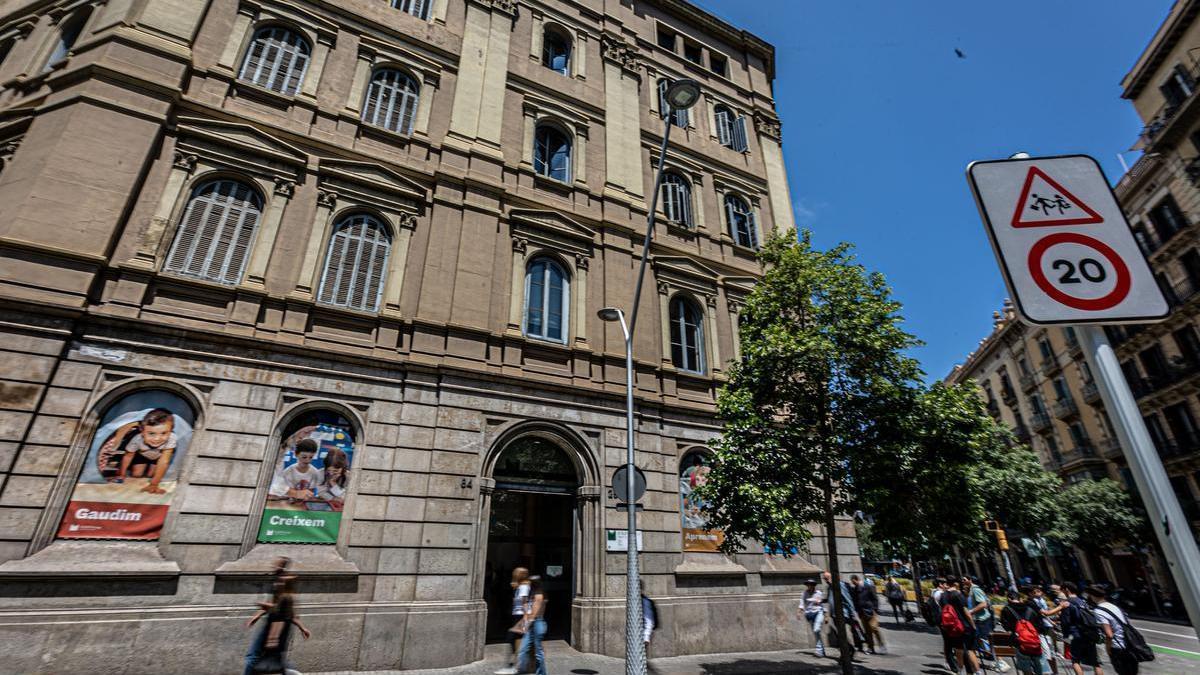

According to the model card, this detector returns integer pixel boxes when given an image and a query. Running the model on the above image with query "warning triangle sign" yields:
[1010,166,1104,228]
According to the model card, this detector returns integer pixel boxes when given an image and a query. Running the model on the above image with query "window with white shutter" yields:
[724,194,757,249]
[669,296,705,374]
[658,79,689,128]
[732,116,749,152]
[361,68,420,135]
[239,27,311,96]
[164,179,264,285]
[534,125,572,182]
[715,105,747,152]
[392,0,431,20]
[661,172,693,228]
[317,214,392,313]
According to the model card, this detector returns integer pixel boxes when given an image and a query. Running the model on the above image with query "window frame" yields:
[713,104,748,152]
[657,78,690,128]
[724,193,758,249]
[361,66,421,135]
[661,171,694,228]
[522,255,571,344]
[669,294,706,374]
[533,123,573,183]
[541,26,572,76]
[238,25,312,97]
[163,177,266,286]
[316,211,394,313]
[391,0,432,21]
[43,9,91,73]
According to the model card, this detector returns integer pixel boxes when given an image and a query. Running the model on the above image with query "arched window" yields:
[658,79,689,128]
[164,179,263,285]
[391,0,431,20]
[260,408,357,544]
[44,10,90,72]
[714,105,748,152]
[669,295,705,374]
[362,68,420,135]
[534,125,572,182]
[661,172,693,228]
[524,256,569,343]
[317,213,392,312]
[724,194,757,249]
[239,26,311,96]
[542,27,571,75]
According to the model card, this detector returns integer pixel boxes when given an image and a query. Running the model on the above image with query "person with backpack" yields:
[885,575,906,622]
[1030,585,1063,675]
[1084,585,1153,675]
[1000,588,1051,675]
[928,577,959,674]
[964,576,1008,672]
[940,578,981,675]
[1059,582,1104,675]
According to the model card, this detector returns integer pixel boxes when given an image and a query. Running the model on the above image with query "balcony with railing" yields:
[1060,442,1099,470]
[1081,379,1101,405]
[1018,371,1037,392]
[1052,396,1079,419]
[1137,62,1200,150]
[1098,436,1123,459]
[1030,411,1052,433]
[1039,357,1061,378]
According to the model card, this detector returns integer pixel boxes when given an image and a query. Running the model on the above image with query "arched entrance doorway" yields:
[483,434,581,643]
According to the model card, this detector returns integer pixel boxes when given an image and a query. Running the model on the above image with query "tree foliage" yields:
[1051,478,1147,551]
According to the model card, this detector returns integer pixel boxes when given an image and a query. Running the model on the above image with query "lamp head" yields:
[664,78,701,111]
[597,307,624,322]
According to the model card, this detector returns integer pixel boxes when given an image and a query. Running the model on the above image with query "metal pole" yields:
[618,312,644,675]
[1079,324,1200,636]
[628,114,674,337]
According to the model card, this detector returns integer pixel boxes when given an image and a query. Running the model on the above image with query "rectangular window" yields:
[684,42,702,65]
[1175,326,1200,366]
[1138,344,1169,380]
[1132,225,1156,255]
[1161,64,1195,108]
[1039,338,1053,360]
[1183,249,1200,288]
[1018,358,1031,376]
[1030,394,1044,414]
[1052,377,1069,400]
[657,26,676,51]
[1148,195,1185,241]
[1068,423,1087,448]
[1158,273,1180,306]
[709,53,727,77]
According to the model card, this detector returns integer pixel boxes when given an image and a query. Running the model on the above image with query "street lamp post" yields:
[599,77,701,675]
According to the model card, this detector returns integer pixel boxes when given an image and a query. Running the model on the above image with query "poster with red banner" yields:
[680,451,724,552]
[57,389,194,540]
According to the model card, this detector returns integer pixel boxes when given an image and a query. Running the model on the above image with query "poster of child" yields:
[258,423,354,544]
[680,453,723,552]
[57,390,195,540]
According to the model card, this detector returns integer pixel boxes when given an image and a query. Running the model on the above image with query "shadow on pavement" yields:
[684,659,908,675]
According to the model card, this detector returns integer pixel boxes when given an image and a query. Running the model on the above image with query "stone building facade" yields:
[1110,0,1200,546]
[0,1,857,672]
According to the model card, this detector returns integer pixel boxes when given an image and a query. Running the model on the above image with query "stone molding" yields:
[753,112,782,142]
[600,35,640,75]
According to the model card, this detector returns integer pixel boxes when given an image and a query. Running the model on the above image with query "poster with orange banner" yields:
[56,390,194,540]
[680,452,724,552]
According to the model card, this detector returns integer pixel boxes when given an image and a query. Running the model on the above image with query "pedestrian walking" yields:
[940,578,981,675]
[516,575,548,675]
[1059,582,1105,675]
[1030,585,1064,675]
[798,578,826,657]
[245,567,310,675]
[822,571,863,652]
[495,566,530,675]
[964,576,1008,672]
[851,574,886,654]
[1084,585,1147,675]
[1000,588,1052,675]
[885,575,906,622]
[641,581,658,655]
[929,577,959,673]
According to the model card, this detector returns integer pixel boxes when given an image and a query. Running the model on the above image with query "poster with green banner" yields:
[258,422,354,544]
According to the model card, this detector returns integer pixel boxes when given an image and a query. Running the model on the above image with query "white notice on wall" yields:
[605,529,644,552]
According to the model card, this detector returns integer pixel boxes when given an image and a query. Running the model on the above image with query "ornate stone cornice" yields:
[512,236,528,254]
[575,253,589,270]
[471,0,517,17]
[399,212,418,230]
[317,189,338,209]
[273,177,296,198]
[601,35,640,75]
[753,112,782,142]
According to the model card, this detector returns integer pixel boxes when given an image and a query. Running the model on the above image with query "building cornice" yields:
[1121,0,1200,99]
[649,0,777,80]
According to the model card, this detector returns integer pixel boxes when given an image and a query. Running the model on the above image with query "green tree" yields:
[697,230,922,675]
[975,425,1062,537]
[1052,478,1147,552]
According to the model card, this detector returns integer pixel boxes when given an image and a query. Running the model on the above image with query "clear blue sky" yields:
[692,0,1174,381]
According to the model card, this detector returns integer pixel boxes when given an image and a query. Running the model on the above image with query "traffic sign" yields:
[967,154,1168,325]
[611,465,646,503]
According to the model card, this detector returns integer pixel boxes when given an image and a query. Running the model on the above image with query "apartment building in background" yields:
[946,304,1163,588]
[1110,0,1200,547]
[0,1,851,672]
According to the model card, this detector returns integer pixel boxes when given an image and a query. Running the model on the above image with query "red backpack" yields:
[1013,617,1043,656]
[940,602,965,639]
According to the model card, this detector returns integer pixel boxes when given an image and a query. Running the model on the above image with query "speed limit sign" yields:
[966,154,1168,325]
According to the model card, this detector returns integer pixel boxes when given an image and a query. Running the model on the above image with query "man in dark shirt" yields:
[940,578,980,674]
[850,575,886,654]
[1059,582,1103,674]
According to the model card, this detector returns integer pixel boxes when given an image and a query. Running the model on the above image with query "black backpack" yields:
[921,594,941,627]
[1072,599,1103,643]
[1094,605,1155,662]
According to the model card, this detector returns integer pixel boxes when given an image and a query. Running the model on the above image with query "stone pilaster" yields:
[754,112,795,236]
[601,35,644,199]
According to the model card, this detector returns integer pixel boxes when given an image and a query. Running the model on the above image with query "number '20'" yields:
[1052,258,1106,284]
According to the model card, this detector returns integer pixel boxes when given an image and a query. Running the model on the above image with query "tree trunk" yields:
[824,480,854,675]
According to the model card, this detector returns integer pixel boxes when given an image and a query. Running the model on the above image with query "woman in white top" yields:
[798,578,827,657]
[495,567,530,675]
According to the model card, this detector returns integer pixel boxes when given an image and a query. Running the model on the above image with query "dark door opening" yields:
[484,490,575,643]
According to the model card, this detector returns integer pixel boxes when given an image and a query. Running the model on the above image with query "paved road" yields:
[315,613,1198,674]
